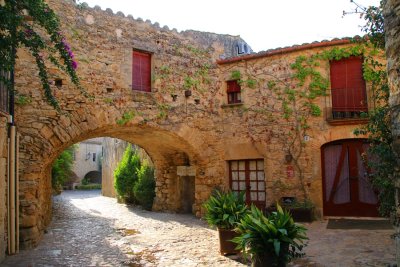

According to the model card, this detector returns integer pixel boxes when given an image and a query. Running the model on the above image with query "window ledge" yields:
[326,118,369,126]
[221,103,244,108]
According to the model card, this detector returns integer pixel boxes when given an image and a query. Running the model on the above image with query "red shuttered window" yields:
[227,80,241,104]
[330,56,367,119]
[132,50,151,92]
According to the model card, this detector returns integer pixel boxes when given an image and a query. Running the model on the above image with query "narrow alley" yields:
[1,190,395,267]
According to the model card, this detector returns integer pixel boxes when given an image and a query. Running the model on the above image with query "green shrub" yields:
[51,145,77,193]
[81,177,89,185]
[133,163,155,210]
[114,145,141,203]
[75,184,101,190]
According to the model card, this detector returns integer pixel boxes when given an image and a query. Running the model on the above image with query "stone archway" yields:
[18,118,215,249]
[13,0,247,249]
[83,171,102,184]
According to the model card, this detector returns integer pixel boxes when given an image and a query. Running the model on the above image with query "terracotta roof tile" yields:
[217,36,364,65]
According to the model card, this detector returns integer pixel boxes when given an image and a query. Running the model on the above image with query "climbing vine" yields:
[0,0,89,111]
[225,42,386,204]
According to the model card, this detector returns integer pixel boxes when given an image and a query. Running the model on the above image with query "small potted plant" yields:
[203,190,248,255]
[233,204,308,267]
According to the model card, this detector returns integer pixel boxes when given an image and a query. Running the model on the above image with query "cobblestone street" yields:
[0,190,396,267]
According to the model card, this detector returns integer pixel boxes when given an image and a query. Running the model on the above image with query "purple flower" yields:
[71,60,78,70]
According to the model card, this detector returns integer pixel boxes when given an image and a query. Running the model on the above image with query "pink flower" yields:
[71,60,78,70]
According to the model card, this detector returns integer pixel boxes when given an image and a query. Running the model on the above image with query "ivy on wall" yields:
[224,41,386,204]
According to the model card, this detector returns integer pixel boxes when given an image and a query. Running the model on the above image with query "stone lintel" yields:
[176,166,196,176]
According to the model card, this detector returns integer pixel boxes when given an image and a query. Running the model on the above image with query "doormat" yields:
[327,219,392,230]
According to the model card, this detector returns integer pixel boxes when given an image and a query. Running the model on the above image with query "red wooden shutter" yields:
[227,80,241,92]
[132,51,151,92]
[330,56,367,112]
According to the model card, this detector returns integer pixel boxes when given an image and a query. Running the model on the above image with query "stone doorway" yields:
[179,176,195,213]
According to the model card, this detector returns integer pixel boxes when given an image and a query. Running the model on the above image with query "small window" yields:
[330,56,367,120]
[132,50,151,92]
[93,153,96,162]
[227,80,241,104]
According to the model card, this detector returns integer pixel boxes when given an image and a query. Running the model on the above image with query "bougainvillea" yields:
[0,0,87,111]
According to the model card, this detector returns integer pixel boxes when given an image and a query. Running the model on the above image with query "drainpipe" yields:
[7,15,18,254]
[8,126,16,255]
[16,133,19,253]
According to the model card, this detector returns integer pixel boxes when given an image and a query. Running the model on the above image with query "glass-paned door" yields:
[229,159,266,209]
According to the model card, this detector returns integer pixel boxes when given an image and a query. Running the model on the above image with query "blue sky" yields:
[82,0,380,52]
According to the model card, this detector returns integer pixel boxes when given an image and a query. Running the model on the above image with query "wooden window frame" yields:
[227,80,241,104]
[132,50,152,92]
[228,159,266,210]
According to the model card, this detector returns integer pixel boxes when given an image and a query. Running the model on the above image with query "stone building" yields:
[71,138,103,186]
[0,0,390,255]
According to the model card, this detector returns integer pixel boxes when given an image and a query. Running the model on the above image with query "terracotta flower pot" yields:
[218,228,240,255]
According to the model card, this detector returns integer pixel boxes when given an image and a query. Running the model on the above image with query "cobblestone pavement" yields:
[0,190,396,267]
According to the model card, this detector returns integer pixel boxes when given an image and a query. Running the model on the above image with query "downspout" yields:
[7,10,18,254]
[16,133,19,253]
[8,126,16,255]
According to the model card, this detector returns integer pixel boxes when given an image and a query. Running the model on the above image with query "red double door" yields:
[322,139,379,217]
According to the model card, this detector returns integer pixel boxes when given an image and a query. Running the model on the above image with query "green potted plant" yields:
[203,190,248,255]
[233,204,308,267]
[266,197,315,222]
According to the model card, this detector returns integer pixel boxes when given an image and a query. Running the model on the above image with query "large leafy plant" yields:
[233,204,307,266]
[203,190,248,229]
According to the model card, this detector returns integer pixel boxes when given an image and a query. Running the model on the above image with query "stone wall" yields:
[0,116,8,261]
[384,0,400,151]
[101,138,127,197]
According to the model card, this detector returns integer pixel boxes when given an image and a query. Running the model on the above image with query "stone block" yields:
[176,166,196,176]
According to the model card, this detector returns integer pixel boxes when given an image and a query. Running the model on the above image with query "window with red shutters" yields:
[132,50,151,92]
[329,56,367,120]
[227,80,241,104]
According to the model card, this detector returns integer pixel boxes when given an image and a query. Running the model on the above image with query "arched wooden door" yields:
[321,139,379,217]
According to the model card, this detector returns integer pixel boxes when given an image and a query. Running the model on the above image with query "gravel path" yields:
[0,190,396,267]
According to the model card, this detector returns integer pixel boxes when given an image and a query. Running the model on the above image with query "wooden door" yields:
[322,139,379,217]
[229,159,266,210]
[180,176,195,213]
